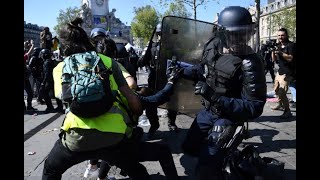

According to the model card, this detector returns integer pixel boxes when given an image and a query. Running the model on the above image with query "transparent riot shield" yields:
[156,16,217,117]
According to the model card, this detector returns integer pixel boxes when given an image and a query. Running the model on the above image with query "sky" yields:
[24,0,268,35]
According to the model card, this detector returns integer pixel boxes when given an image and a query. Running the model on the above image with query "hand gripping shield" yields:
[156,16,217,117]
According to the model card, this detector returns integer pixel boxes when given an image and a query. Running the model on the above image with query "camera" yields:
[265,39,279,52]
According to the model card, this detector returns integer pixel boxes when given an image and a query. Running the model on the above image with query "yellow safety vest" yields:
[53,61,64,99]
[51,38,59,51]
[61,53,130,136]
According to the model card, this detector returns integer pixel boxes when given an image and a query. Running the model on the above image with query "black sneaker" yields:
[26,106,38,111]
[290,102,296,109]
[55,107,64,113]
[44,107,55,113]
[280,111,292,119]
[168,123,178,132]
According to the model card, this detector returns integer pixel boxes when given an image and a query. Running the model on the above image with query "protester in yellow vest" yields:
[83,27,182,180]
[53,61,64,100]
[42,17,149,180]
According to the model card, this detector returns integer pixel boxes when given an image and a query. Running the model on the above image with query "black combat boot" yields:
[168,110,178,132]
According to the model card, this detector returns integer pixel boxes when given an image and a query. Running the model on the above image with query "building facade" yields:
[260,0,296,43]
[24,21,44,48]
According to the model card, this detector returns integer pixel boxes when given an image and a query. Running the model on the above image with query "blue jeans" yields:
[182,109,235,179]
[289,80,296,102]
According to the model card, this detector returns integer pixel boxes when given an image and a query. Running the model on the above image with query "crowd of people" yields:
[24,5,295,180]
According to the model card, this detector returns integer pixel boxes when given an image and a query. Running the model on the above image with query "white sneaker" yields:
[83,167,99,178]
[97,176,116,180]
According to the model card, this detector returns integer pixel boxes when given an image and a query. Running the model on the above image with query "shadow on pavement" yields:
[141,128,190,154]
[255,115,296,123]
[24,113,63,142]
[241,128,296,154]
[243,139,296,154]
[139,128,198,179]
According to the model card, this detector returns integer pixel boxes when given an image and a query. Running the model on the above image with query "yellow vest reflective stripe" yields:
[61,53,129,135]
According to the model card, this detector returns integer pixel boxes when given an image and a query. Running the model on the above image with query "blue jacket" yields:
[138,83,174,110]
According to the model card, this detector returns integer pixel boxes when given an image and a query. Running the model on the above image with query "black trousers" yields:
[94,141,179,180]
[91,127,179,180]
[137,142,179,180]
[24,78,33,107]
[42,138,149,180]
[40,85,53,109]
[146,67,159,127]
[167,109,177,125]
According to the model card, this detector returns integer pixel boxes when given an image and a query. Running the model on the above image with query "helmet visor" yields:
[219,24,256,55]
[90,28,108,38]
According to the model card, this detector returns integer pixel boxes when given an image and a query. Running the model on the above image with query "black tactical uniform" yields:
[181,6,267,179]
[138,23,179,136]
[28,47,44,104]
[39,49,55,112]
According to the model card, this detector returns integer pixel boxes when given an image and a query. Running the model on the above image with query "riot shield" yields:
[156,16,217,117]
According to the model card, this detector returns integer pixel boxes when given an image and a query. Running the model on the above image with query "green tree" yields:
[131,5,160,44]
[271,7,296,41]
[163,1,191,18]
[53,7,81,35]
[156,0,218,20]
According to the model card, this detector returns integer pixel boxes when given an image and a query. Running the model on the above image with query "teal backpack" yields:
[62,51,115,118]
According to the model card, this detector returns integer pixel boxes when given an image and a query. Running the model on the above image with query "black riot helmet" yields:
[31,47,42,57]
[218,6,254,30]
[90,28,110,39]
[39,49,52,59]
[217,6,256,55]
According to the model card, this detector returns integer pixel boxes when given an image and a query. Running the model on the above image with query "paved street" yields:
[24,69,296,180]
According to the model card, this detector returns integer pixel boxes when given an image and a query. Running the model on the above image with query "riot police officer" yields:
[28,47,45,104]
[138,23,179,137]
[181,6,266,179]
[39,49,55,113]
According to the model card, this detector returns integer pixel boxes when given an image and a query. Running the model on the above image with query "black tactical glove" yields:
[194,81,220,103]
[167,66,184,83]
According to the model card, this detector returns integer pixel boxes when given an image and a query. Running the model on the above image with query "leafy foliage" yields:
[163,1,191,18]
[156,0,217,20]
[271,7,296,41]
[53,7,81,36]
[131,5,160,44]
